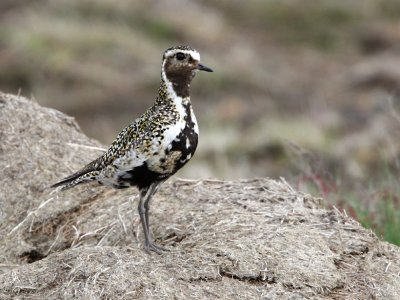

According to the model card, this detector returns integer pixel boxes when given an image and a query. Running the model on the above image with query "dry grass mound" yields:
[0,92,399,299]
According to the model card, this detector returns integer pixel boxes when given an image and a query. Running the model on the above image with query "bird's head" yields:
[161,46,212,97]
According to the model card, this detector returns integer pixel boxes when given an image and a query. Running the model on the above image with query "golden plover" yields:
[52,45,213,253]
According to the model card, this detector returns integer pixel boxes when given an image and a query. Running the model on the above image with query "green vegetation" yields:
[346,192,400,245]
[350,178,400,245]
[297,167,400,246]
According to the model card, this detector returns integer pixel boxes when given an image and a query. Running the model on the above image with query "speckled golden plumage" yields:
[52,46,213,253]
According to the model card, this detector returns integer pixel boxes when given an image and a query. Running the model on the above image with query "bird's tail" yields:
[51,171,99,190]
[51,158,103,190]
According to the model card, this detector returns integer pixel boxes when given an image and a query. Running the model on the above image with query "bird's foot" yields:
[144,241,169,254]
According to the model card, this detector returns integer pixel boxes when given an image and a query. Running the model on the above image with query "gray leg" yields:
[138,188,152,251]
[143,181,168,252]
[143,182,158,235]
[138,181,168,254]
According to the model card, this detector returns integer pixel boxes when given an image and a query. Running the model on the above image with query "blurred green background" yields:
[1,0,400,244]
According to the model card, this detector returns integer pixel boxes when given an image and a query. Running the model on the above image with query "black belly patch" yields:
[169,128,197,170]
[116,162,166,190]
[169,104,198,171]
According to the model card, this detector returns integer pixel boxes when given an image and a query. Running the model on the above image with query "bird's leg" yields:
[143,181,169,252]
[138,182,168,254]
[138,188,153,252]
[144,181,164,236]
[143,183,157,238]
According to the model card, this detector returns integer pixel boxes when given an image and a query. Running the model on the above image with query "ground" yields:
[1,93,399,299]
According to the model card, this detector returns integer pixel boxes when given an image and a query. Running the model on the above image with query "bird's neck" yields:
[161,64,195,97]
[155,77,191,106]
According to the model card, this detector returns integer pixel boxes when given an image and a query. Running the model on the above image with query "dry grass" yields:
[1,92,400,299]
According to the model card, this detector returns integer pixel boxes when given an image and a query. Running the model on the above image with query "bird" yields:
[52,45,213,253]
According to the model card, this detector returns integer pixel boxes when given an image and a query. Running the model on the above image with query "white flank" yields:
[114,149,145,169]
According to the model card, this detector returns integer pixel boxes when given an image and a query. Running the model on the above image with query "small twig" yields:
[385,262,391,273]
[9,211,35,235]
[71,225,81,248]
[66,142,106,152]
[9,195,57,235]
[280,177,295,193]
[97,224,116,246]
[38,197,54,209]
[0,263,20,268]
[175,178,226,184]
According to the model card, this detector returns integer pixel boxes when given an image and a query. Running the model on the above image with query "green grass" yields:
[379,194,400,244]
[291,145,400,246]
[301,173,400,246]
[351,185,400,245]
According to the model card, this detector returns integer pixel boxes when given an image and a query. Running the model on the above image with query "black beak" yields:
[198,63,213,72]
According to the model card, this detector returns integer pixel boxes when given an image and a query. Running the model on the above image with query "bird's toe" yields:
[144,242,169,254]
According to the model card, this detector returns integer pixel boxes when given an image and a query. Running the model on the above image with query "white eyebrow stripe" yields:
[165,49,200,61]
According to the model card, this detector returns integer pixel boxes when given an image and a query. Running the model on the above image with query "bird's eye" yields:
[176,52,185,61]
